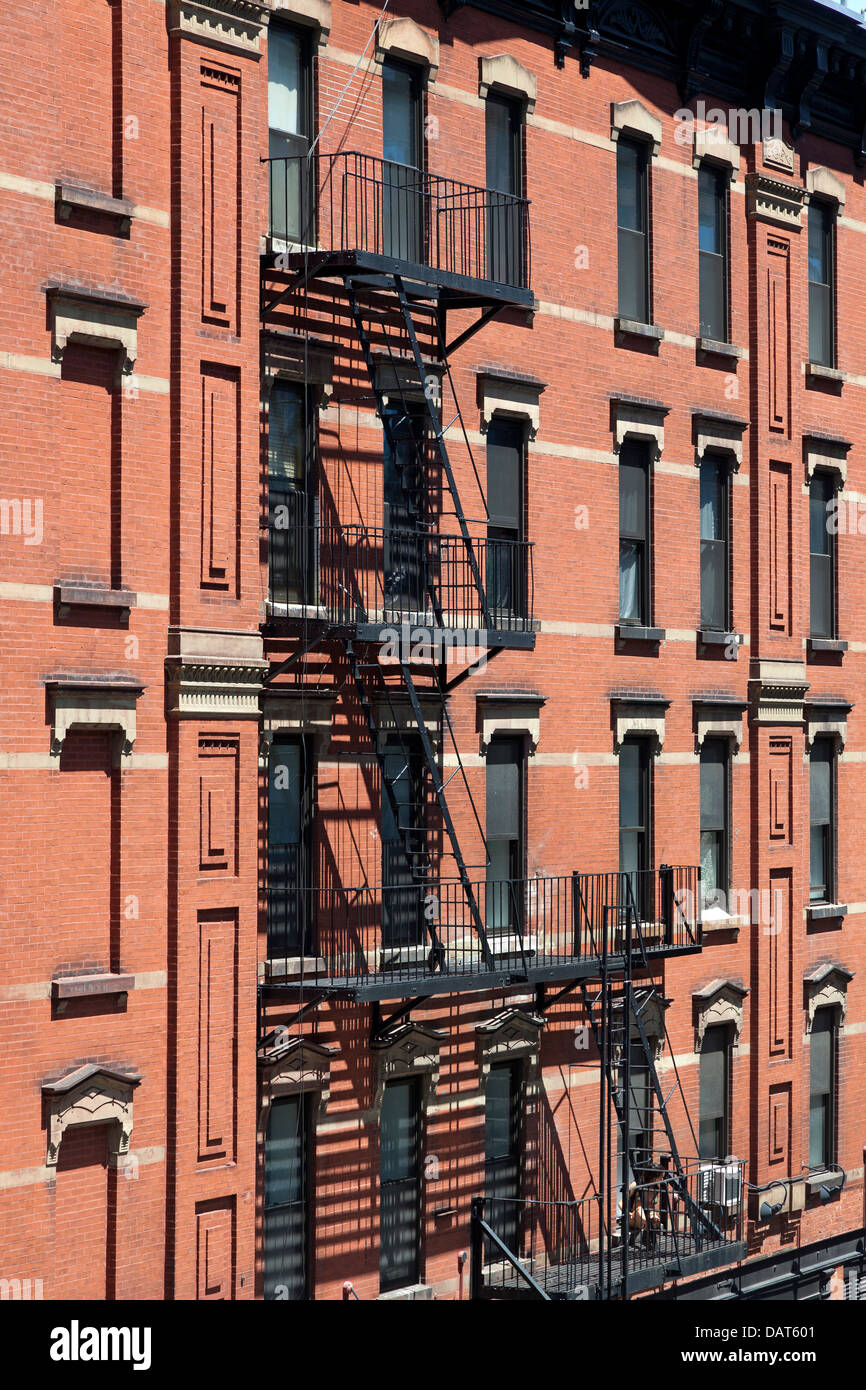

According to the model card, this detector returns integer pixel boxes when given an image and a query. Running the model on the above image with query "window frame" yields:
[266,734,315,959]
[485,735,527,934]
[809,471,837,641]
[700,736,730,910]
[697,162,730,343]
[618,440,652,627]
[699,1024,731,1162]
[263,1091,314,1301]
[485,416,527,621]
[268,380,317,606]
[619,737,653,917]
[616,136,651,323]
[267,22,315,244]
[809,1008,837,1170]
[379,1076,423,1293]
[699,452,731,634]
[808,198,836,369]
[809,735,836,905]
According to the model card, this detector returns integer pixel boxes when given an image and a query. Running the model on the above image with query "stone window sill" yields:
[807,637,847,656]
[261,956,327,982]
[614,316,663,345]
[805,361,844,388]
[52,972,134,1013]
[700,909,746,936]
[616,623,665,645]
[55,583,136,618]
[806,902,846,923]
[699,628,742,652]
[697,337,743,361]
[55,183,134,234]
[805,1169,844,1197]
[377,1283,434,1301]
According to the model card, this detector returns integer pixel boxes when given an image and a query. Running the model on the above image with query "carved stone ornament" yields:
[371,1022,446,1112]
[745,173,806,229]
[167,0,276,59]
[475,1008,544,1088]
[258,1033,336,1128]
[43,1064,141,1167]
[165,628,267,719]
[47,679,144,765]
[804,964,853,1033]
[611,698,668,754]
[46,287,145,384]
[692,978,748,1052]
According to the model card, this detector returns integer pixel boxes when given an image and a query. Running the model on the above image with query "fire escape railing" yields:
[267,508,534,635]
[266,151,531,291]
[264,867,702,985]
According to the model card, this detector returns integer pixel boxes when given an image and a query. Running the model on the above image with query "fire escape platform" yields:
[261,247,535,312]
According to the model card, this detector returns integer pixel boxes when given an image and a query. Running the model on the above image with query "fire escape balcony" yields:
[264,151,533,309]
[262,865,703,1002]
[266,511,536,648]
[471,1158,747,1301]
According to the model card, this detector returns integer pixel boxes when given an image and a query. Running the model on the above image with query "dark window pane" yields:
[382,61,419,167]
[619,539,642,622]
[617,140,648,321]
[698,166,728,341]
[619,742,642,830]
[808,204,834,367]
[486,421,522,529]
[619,447,648,537]
[699,1025,729,1160]
[809,1011,834,1167]
[486,97,519,195]
[810,554,833,638]
[264,1095,310,1301]
[380,1079,421,1291]
[810,741,832,826]
[487,738,521,839]
[809,475,835,638]
[810,740,833,903]
[698,167,723,253]
[700,740,726,831]
[269,742,302,846]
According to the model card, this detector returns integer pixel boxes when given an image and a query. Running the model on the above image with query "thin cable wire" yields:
[307,0,391,157]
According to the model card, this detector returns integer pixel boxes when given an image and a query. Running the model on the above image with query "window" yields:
[699,455,729,632]
[810,473,836,639]
[700,738,729,909]
[809,1009,837,1168]
[268,25,313,242]
[699,1025,730,1161]
[383,403,426,615]
[485,95,524,285]
[485,737,525,932]
[619,441,651,625]
[263,1094,312,1300]
[618,1042,653,1188]
[381,738,425,947]
[617,138,650,322]
[485,1062,523,1255]
[619,739,651,914]
[269,382,315,606]
[808,201,835,367]
[698,165,729,342]
[267,738,313,957]
[809,737,835,904]
[382,59,424,262]
[380,1078,422,1292]
[486,419,525,620]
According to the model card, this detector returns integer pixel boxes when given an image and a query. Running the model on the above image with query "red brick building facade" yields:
[2,0,865,1302]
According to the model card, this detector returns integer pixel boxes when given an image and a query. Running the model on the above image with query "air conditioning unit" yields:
[700,1161,742,1210]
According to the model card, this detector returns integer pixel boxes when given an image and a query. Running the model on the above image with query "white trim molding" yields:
[804,433,850,489]
[43,1064,141,1168]
[257,1033,336,1133]
[478,54,537,112]
[804,963,853,1033]
[693,699,747,753]
[805,700,850,752]
[611,396,668,462]
[47,678,144,764]
[165,628,267,719]
[692,978,748,1052]
[692,128,740,174]
[805,165,846,210]
[45,286,145,385]
[477,369,545,440]
[611,697,668,754]
[167,0,275,58]
[476,692,545,755]
[610,99,661,155]
[693,412,747,469]
[375,17,438,78]
[371,1022,446,1113]
[475,1008,544,1090]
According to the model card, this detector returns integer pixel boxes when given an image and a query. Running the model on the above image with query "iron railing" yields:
[472,1158,744,1299]
[267,510,534,635]
[264,866,702,985]
[266,151,531,290]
